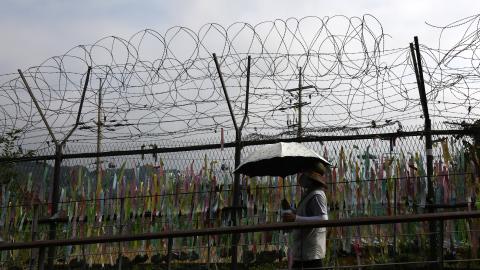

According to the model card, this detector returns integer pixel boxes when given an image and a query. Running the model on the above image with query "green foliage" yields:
[0,129,35,185]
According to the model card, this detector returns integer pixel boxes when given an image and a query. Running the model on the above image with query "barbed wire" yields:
[1,14,480,151]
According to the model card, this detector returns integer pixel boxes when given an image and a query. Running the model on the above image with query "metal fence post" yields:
[167,237,173,270]
[213,54,250,270]
[18,67,91,269]
[30,203,39,270]
[47,145,62,268]
[439,220,444,270]
[37,247,45,270]
[231,135,242,270]
[81,245,87,270]
[410,37,437,266]
[118,197,125,270]
[393,176,397,258]
[391,138,397,258]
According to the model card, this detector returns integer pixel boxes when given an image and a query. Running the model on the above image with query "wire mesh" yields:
[1,125,479,268]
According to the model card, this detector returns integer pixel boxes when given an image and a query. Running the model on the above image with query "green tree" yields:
[0,129,35,185]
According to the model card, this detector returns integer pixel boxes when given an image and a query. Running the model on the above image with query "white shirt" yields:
[292,189,328,260]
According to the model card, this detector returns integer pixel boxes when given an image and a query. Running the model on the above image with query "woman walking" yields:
[282,163,329,269]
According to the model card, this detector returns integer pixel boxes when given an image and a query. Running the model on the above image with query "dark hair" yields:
[311,178,328,190]
[304,171,328,190]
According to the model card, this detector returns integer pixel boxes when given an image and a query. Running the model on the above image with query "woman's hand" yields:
[282,211,296,222]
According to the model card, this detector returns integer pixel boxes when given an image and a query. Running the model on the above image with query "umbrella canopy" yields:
[234,142,330,177]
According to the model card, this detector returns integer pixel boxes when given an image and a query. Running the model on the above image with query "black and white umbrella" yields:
[234,142,330,177]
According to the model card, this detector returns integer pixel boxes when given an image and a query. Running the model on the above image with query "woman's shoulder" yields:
[309,188,326,196]
[309,190,327,205]
[304,189,326,205]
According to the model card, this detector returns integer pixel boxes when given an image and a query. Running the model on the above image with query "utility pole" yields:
[284,67,314,138]
[298,67,303,138]
[96,78,103,189]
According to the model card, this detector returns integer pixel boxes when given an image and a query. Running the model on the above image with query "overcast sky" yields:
[0,0,479,74]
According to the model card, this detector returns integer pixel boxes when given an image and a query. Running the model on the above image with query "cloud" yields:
[0,0,478,74]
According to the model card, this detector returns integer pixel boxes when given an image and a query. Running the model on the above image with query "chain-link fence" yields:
[1,123,479,269]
